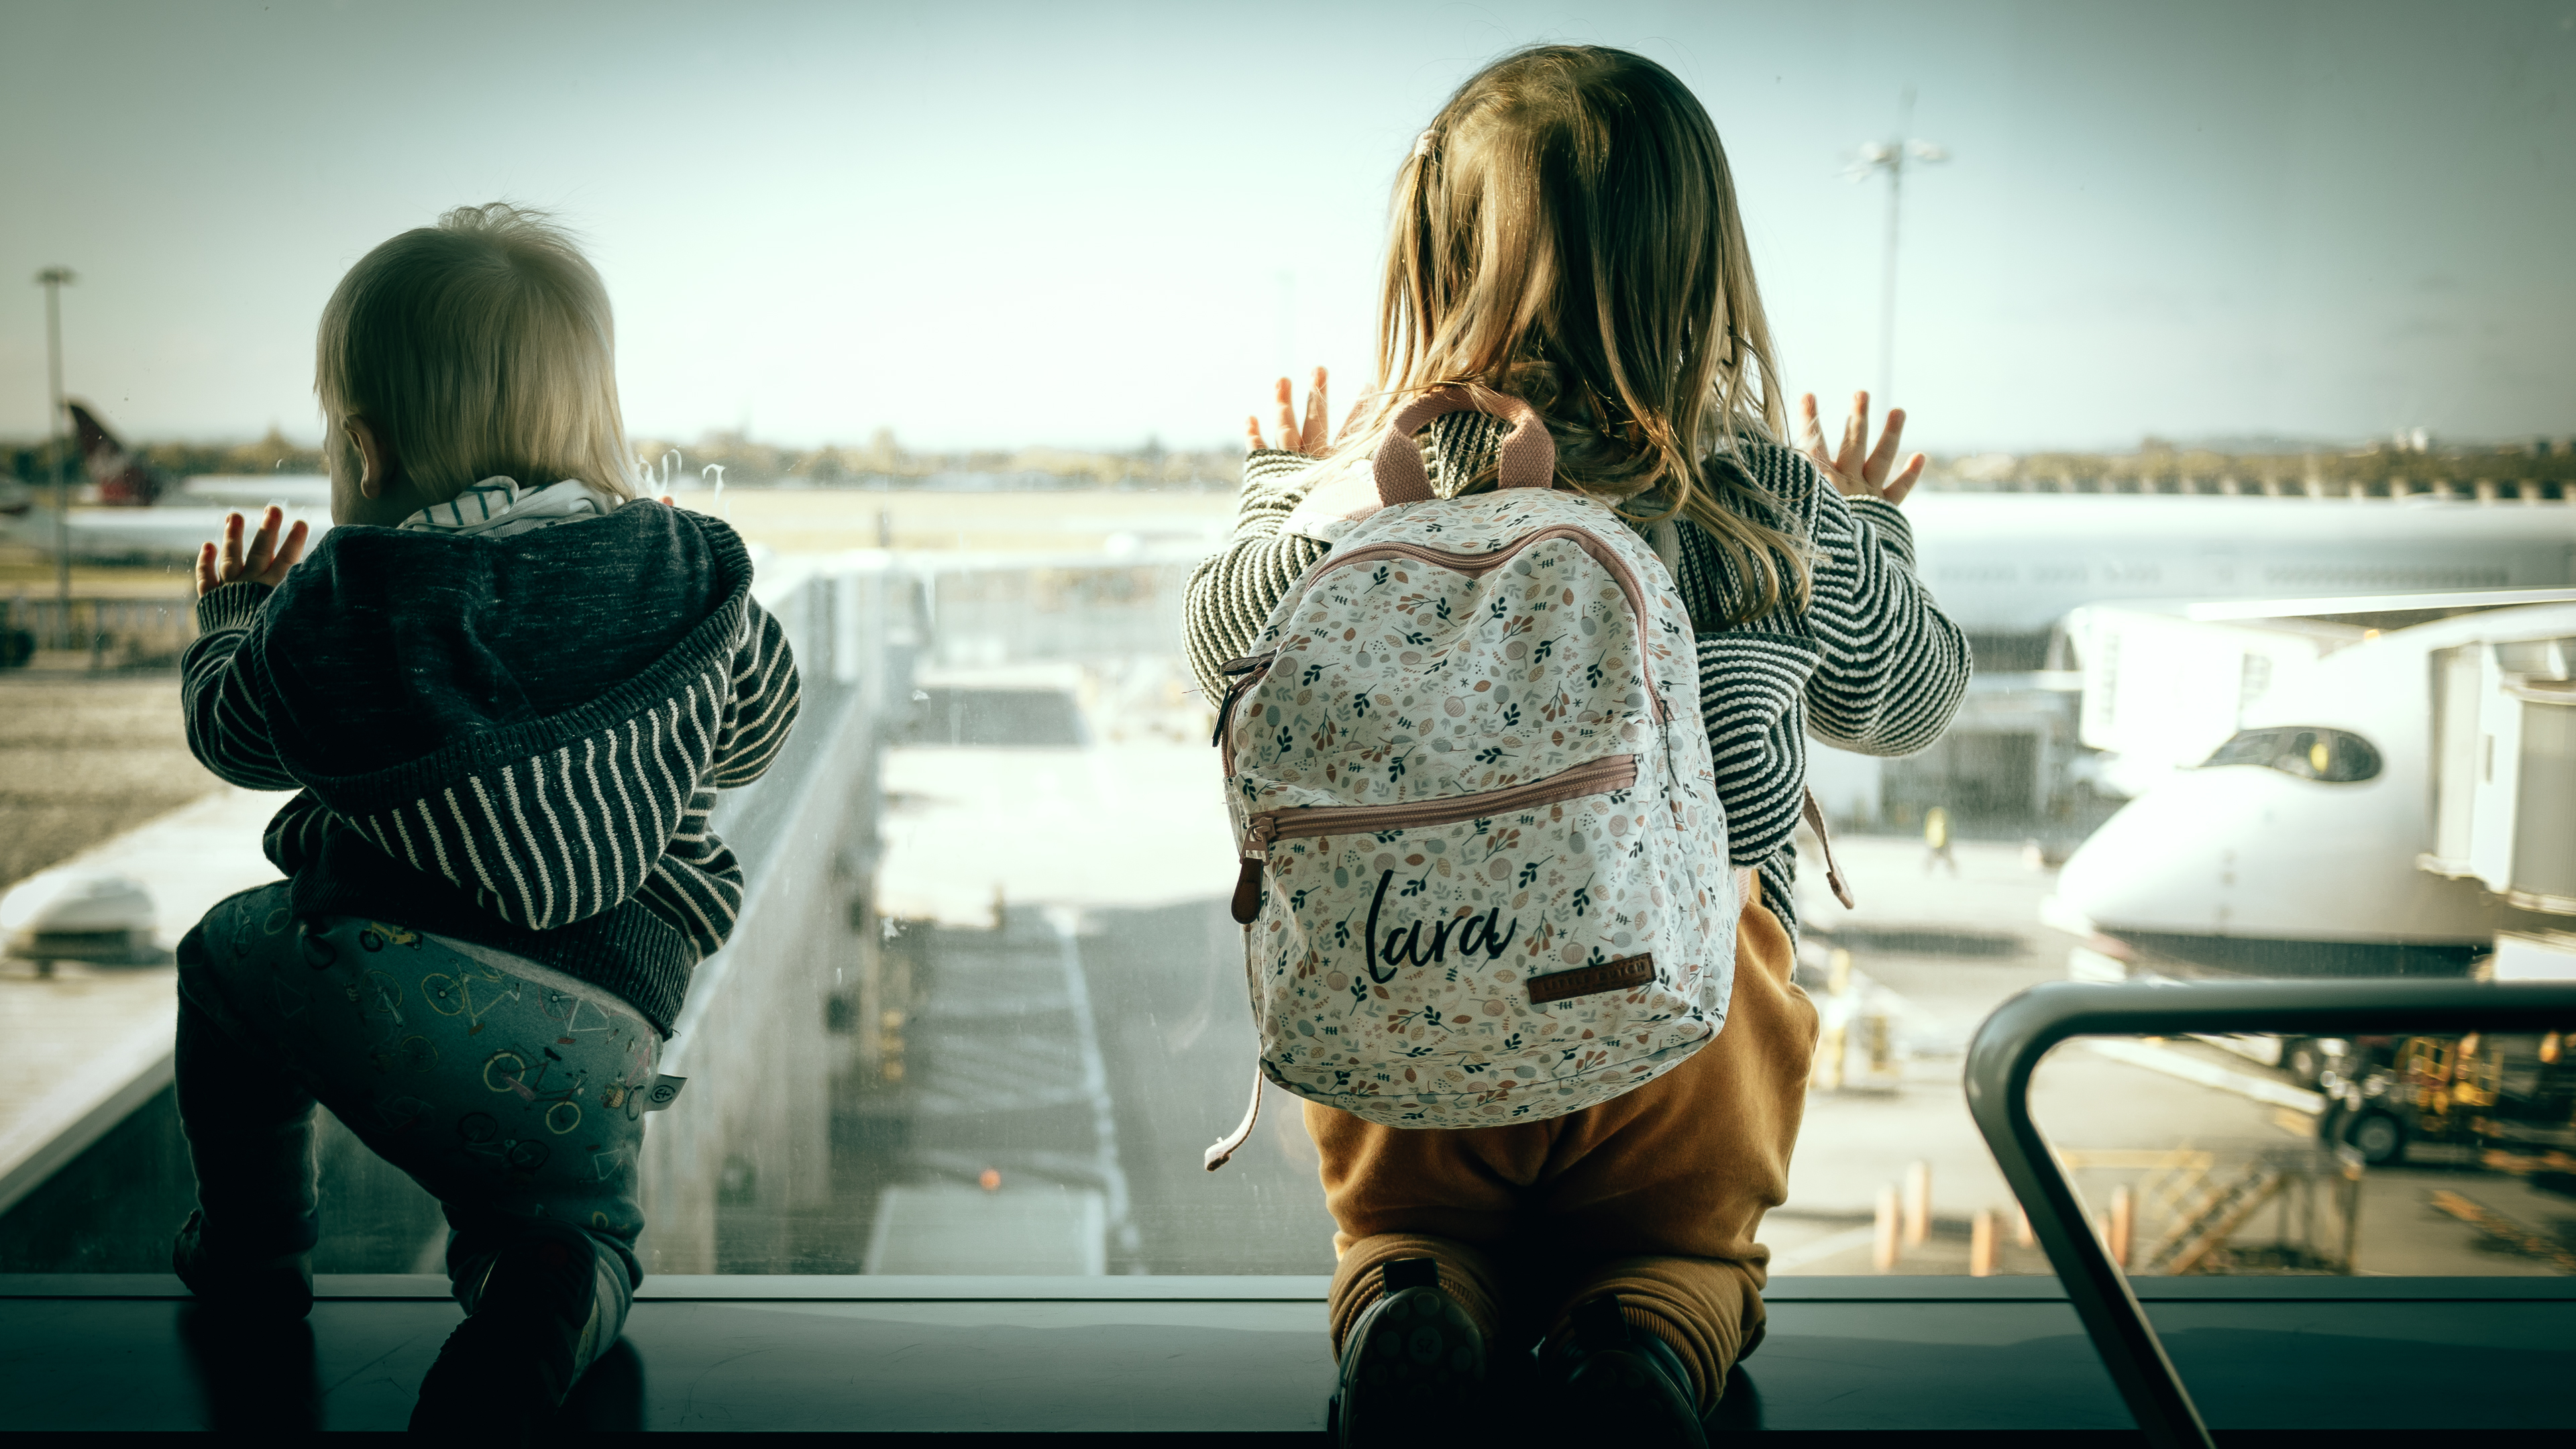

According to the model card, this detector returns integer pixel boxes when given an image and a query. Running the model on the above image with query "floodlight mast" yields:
[35,267,75,644]
[1847,90,1947,406]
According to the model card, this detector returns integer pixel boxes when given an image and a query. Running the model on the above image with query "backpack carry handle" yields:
[1373,386,1556,506]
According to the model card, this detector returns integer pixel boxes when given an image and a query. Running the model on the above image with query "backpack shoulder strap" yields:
[1373,386,1554,505]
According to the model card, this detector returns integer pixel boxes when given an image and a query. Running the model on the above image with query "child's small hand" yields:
[1255,366,1389,535]
[1799,390,1925,506]
[195,506,309,596]
[1246,368,1334,457]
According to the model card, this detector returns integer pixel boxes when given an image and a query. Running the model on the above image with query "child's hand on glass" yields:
[1258,366,1384,536]
[1246,368,1334,457]
[1799,390,1925,506]
[195,506,309,596]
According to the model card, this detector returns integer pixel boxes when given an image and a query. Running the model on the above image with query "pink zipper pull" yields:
[1230,819,1273,924]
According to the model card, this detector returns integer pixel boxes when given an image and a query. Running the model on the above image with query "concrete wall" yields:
[634,568,894,1273]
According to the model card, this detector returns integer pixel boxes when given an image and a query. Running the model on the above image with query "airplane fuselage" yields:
[2055,603,2576,977]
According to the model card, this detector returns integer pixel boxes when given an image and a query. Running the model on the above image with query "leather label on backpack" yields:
[1526,953,1656,1005]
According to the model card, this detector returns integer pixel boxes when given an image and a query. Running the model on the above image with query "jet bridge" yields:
[2424,632,2576,918]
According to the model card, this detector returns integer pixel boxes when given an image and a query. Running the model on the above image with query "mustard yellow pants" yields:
[1303,879,1815,1410]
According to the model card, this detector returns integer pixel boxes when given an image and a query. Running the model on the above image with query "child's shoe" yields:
[170,1209,313,1318]
[408,1235,608,1440]
[1326,1257,1488,1448]
[1542,1293,1708,1447]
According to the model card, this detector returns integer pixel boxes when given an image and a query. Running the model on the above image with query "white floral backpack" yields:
[1204,387,1737,1167]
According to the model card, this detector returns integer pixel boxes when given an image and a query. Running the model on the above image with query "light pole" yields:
[1847,90,1947,405]
[35,267,76,645]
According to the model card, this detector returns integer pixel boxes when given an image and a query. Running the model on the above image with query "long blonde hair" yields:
[316,203,637,504]
[1352,45,1806,621]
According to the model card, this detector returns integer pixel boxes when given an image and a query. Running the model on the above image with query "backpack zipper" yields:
[1211,652,1277,777]
[1287,525,1672,724]
[1231,753,1638,923]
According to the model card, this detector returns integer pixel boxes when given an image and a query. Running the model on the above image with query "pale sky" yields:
[3,0,2571,453]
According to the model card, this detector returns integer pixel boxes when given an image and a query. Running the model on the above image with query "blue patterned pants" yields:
[174,882,662,1350]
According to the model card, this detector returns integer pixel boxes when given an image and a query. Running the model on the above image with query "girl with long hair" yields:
[1184,44,1969,1446]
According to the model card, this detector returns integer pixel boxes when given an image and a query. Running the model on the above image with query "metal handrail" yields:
[1964,977,2576,1449]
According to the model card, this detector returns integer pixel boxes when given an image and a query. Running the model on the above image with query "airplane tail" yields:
[67,400,120,462]
[63,400,164,506]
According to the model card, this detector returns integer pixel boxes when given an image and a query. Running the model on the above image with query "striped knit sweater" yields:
[1183,417,1970,943]
[182,496,799,1034]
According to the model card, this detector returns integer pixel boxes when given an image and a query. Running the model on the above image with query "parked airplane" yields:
[1899,492,2576,648]
[177,474,331,509]
[3,504,331,561]
[2051,594,2576,979]
[2,402,331,559]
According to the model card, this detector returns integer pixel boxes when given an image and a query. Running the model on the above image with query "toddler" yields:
[172,203,798,1434]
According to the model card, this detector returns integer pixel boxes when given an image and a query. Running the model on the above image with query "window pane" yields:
[4,3,2570,1292]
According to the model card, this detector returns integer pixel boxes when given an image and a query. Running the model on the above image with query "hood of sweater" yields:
[398,474,621,539]
[245,494,755,931]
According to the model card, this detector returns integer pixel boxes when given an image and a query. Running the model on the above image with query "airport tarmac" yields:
[0,676,224,888]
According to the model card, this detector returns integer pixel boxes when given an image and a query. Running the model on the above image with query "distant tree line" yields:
[1928,437,2576,496]
[11,424,2567,498]
[5,425,1239,491]
[629,427,1242,490]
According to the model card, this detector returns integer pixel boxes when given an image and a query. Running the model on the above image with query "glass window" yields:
[3,3,2569,1298]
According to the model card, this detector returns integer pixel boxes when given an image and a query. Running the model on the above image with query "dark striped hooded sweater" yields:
[182,498,798,1034]
[1183,417,1970,945]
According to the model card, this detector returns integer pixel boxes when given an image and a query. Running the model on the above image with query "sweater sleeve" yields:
[1802,486,1972,756]
[1181,449,1332,702]
[180,582,301,792]
[710,596,800,788]
[1662,480,1826,871]
[1694,629,1819,867]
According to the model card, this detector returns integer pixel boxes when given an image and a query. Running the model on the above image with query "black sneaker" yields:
[1326,1257,1488,1448]
[176,1302,321,1433]
[170,1209,313,1319]
[408,1236,609,1440]
[1542,1293,1708,1448]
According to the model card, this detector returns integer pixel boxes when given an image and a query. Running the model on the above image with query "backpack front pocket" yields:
[1237,751,1721,1125]
[1232,753,1637,922]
